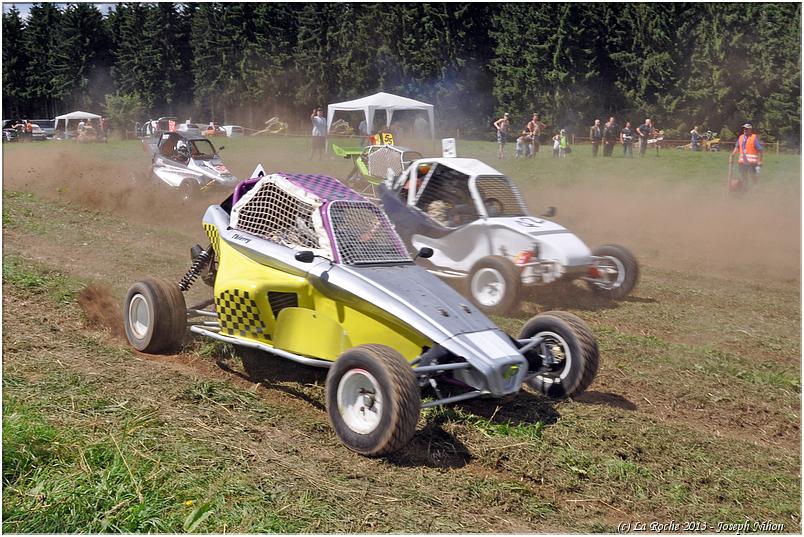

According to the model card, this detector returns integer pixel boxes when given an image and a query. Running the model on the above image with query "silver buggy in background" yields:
[379,155,639,314]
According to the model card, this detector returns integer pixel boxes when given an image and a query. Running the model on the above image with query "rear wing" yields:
[331,143,363,158]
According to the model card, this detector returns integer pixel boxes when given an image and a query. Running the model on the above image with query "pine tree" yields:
[2,6,28,118]
[22,3,64,117]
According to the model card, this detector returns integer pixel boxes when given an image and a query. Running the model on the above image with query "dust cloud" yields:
[525,178,800,283]
[3,144,800,284]
[77,283,125,339]
[2,145,208,234]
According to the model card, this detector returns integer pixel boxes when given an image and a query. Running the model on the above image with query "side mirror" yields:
[542,206,556,218]
[295,251,315,263]
[415,247,434,260]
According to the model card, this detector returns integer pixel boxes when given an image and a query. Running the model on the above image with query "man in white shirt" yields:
[310,107,327,160]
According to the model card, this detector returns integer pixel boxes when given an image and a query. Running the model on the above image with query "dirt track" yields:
[3,141,800,531]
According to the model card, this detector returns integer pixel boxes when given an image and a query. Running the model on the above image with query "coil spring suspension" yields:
[178,245,213,292]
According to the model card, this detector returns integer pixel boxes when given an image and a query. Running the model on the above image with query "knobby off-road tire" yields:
[519,311,599,398]
[326,344,420,456]
[124,278,187,353]
[587,244,639,299]
[468,255,522,316]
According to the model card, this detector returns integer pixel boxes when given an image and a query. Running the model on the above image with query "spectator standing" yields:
[621,121,634,158]
[493,113,510,159]
[552,133,561,158]
[637,118,653,157]
[589,119,602,157]
[729,123,763,191]
[603,117,617,157]
[309,107,327,160]
[24,119,33,142]
[358,118,369,147]
[527,113,546,156]
[559,129,569,158]
[515,130,532,159]
[690,125,702,151]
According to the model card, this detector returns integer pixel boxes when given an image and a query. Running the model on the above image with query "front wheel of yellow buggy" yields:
[326,345,420,456]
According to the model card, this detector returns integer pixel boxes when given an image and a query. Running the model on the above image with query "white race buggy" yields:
[379,156,639,314]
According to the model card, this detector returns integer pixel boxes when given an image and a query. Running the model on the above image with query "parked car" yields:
[201,123,227,137]
[143,117,178,138]
[221,125,244,137]
[1,119,48,141]
[29,119,55,138]
[177,122,203,136]
[2,119,19,142]
[135,130,238,201]
[122,167,600,455]
[378,155,639,314]
[29,123,48,141]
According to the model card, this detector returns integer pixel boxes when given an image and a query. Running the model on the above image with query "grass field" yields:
[2,137,801,533]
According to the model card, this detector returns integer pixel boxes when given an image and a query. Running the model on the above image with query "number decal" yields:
[515,217,544,228]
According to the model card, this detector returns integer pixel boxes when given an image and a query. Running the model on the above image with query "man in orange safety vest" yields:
[729,123,763,191]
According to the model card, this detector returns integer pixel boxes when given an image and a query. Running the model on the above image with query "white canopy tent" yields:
[326,92,435,138]
[54,110,101,130]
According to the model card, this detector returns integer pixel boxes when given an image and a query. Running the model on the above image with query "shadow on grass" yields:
[518,283,657,315]
[216,355,327,412]
[388,390,561,470]
[574,390,637,411]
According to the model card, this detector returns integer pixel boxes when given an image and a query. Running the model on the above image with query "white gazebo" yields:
[54,110,101,131]
[326,92,435,138]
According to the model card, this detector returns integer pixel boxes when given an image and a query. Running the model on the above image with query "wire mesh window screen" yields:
[234,182,320,248]
[415,167,475,211]
[475,176,528,217]
[328,201,411,265]
[367,146,405,177]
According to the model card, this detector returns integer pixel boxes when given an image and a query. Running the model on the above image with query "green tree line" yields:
[2,2,800,144]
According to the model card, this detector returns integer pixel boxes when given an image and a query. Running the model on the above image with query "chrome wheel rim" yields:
[594,256,626,290]
[471,268,506,307]
[128,293,151,339]
[532,330,572,384]
[337,369,383,434]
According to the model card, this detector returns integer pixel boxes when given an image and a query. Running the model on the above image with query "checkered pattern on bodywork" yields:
[204,223,220,253]
[215,289,270,341]
[279,172,364,203]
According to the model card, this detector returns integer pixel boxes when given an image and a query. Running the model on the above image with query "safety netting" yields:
[327,200,411,265]
[230,173,411,265]
[231,173,331,257]
[365,145,422,178]
[474,176,528,217]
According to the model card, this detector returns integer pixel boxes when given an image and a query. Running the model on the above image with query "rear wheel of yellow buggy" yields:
[326,345,420,456]
[123,278,186,353]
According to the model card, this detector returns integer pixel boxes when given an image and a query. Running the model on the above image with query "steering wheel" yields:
[484,198,504,217]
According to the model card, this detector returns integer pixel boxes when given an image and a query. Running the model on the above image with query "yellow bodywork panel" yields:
[210,230,430,362]
[273,308,351,360]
